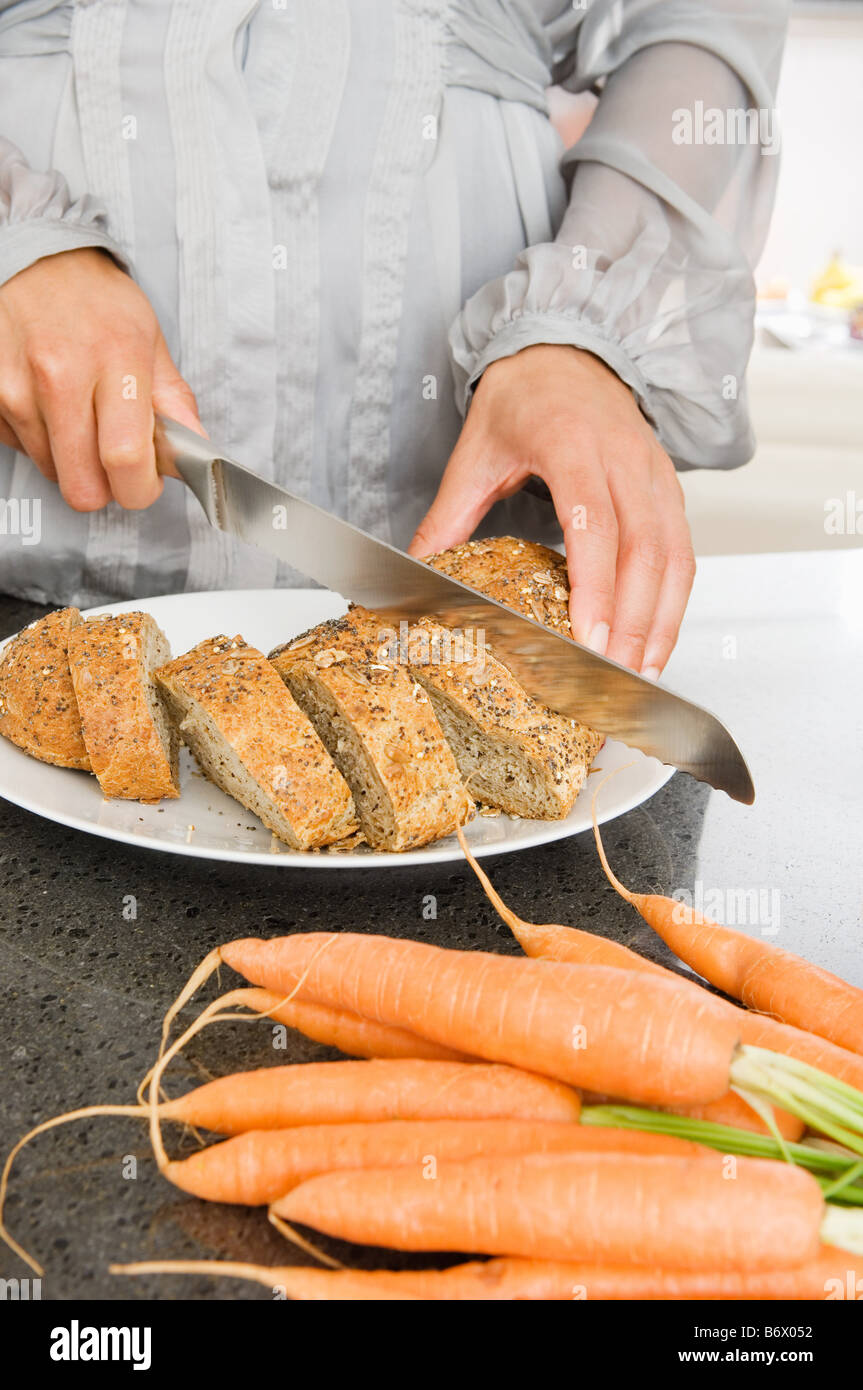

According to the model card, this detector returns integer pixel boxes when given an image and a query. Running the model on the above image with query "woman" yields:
[0,0,787,677]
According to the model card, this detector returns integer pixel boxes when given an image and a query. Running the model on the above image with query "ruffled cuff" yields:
[449,242,756,471]
[0,138,132,286]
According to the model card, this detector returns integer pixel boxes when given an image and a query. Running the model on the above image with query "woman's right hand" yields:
[0,247,203,510]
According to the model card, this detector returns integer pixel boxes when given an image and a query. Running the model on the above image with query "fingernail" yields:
[641,665,660,682]
[585,622,609,656]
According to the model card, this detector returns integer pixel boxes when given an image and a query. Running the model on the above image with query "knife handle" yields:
[153,413,227,529]
[153,412,212,481]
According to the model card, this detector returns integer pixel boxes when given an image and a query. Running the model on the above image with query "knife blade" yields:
[154,414,754,803]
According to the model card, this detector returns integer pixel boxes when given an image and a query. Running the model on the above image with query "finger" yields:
[151,330,206,453]
[44,393,111,512]
[93,358,161,510]
[408,438,522,558]
[546,455,618,654]
[0,362,55,476]
[640,475,696,678]
[0,418,23,452]
[0,412,56,479]
[151,332,206,481]
[603,453,667,672]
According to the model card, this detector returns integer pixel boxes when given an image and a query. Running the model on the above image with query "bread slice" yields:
[426,537,572,635]
[0,607,91,769]
[406,616,602,819]
[269,608,473,851]
[414,537,603,817]
[156,635,357,849]
[67,612,179,801]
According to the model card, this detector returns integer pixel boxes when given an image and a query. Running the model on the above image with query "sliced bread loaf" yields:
[156,635,357,849]
[269,608,473,851]
[0,607,91,769]
[67,611,179,801]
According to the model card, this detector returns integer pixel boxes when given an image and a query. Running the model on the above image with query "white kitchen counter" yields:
[664,548,863,986]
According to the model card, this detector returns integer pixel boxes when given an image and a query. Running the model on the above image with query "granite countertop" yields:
[1,549,860,1300]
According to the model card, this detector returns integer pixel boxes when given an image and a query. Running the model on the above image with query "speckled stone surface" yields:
[1,551,860,1300]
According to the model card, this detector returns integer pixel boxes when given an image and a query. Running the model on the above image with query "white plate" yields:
[0,590,673,867]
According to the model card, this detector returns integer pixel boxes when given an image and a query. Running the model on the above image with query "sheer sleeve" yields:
[450,1,790,469]
[0,134,131,287]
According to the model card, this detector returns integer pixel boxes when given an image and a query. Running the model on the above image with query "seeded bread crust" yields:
[157,634,357,849]
[0,607,91,769]
[426,537,572,635]
[67,612,179,801]
[269,608,473,852]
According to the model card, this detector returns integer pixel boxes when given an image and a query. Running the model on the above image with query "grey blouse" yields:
[0,0,788,607]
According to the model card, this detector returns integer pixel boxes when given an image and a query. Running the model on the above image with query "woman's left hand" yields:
[408,344,696,678]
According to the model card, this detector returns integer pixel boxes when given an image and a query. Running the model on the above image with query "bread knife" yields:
[154,415,754,803]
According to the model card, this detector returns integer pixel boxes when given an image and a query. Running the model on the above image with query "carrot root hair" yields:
[590,766,640,905]
[137,984,315,1107]
[145,987,296,1175]
[0,1104,146,1275]
[267,1208,343,1269]
[157,946,224,1057]
[454,819,526,934]
[145,950,333,1174]
[454,764,640,940]
[111,1259,285,1290]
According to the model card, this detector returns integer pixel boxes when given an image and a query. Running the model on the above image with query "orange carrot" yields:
[457,827,669,977]
[460,835,863,1132]
[111,1246,863,1300]
[736,1013,863,1090]
[502,906,863,1093]
[1,1054,575,1276]
[511,921,665,974]
[220,933,741,1108]
[164,1120,705,1206]
[238,987,473,1062]
[592,802,863,1054]
[276,1151,826,1271]
[159,1059,581,1133]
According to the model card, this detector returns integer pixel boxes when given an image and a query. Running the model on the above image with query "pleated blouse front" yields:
[0,0,788,606]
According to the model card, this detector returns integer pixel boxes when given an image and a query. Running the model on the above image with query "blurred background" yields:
[552,1,863,557]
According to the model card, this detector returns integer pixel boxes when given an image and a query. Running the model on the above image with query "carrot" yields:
[159,1059,581,1133]
[459,829,863,1134]
[591,787,863,1054]
[509,921,665,975]
[736,1013,863,1090]
[165,934,863,1155]
[1,1048,575,1275]
[164,1120,705,1206]
[111,1245,863,1300]
[235,987,473,1062]
[455,822,670,977]
[275,1151,830,1270]
[219,933,741,1108]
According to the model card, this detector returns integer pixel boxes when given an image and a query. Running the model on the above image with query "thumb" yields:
[407,440,500,559]
[151,332,206,440]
